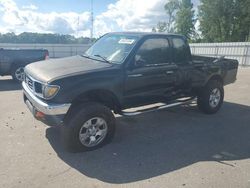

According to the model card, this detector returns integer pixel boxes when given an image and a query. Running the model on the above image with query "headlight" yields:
[43,85,60,99]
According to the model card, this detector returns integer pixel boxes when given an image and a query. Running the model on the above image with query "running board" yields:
[120,97,196,116]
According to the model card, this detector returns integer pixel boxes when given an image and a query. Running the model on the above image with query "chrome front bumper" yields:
[22,82,71,115]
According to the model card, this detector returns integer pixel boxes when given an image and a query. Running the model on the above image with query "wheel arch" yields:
[11,60,27,69]
[206,74,224,86]
[69,89,122,114]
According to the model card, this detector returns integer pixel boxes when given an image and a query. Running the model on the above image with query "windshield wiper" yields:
[81,53,90,58]
[93,54,112,64]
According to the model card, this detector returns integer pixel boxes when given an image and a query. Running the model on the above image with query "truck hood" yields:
[25,55,112,83]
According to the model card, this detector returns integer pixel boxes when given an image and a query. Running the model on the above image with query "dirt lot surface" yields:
[0,68,250,188]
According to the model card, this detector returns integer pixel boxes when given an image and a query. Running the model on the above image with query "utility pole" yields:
[77,16,79,37]
[90,0,94,40]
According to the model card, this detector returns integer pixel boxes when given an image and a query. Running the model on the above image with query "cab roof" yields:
[107,32,186,39]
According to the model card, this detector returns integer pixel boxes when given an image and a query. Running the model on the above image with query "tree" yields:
[231,0,250,42]
[164,0,180,32]
[199,0,250,42]
[153,0,179,33]
[175,0,195,39]
[0,32,93,44]
[157,22,168,32]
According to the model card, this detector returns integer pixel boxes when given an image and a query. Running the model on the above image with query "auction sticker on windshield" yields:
[118,38,135,44]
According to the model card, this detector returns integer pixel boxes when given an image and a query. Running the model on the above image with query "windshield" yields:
[84,34,139,64]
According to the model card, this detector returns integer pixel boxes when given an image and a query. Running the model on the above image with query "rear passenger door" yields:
[123,36,178,107]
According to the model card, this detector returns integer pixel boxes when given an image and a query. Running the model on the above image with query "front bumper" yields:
[22,81,71,116]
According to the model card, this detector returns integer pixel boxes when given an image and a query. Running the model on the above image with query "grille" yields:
[25,74,34,91]
[24,74,43,97]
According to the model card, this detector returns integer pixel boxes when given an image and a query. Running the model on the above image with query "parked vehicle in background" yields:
[0,48,49,82]
[22,32,238,152]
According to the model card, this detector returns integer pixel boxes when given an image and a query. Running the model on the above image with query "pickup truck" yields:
[22,32,238,152]
[0,48,49,82]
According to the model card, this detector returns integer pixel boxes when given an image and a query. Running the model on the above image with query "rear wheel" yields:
[11,66,25,82]
[61,102,116,152]
[197,80,224,114]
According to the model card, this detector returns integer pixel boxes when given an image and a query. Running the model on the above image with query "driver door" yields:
[123,36,178,108]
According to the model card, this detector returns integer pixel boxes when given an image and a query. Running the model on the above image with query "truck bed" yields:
[192,55,238,85]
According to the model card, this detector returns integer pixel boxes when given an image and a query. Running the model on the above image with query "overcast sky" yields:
[0,0,200,37]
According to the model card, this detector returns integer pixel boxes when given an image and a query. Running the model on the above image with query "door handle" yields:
[166,71,174,75]
[128,74,143,78]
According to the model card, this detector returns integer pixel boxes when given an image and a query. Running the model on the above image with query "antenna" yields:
[90,0,94,39]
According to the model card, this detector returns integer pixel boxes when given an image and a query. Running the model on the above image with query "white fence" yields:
[0,43,90,58]
[190,42,250,66]
[1,42,250,65]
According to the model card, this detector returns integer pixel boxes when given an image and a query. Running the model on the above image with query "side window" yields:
[136,38,171,65]
[172,38,191,64]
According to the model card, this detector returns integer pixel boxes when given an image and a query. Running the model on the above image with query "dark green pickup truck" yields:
[22,32,238,152]
[0,48,49,81]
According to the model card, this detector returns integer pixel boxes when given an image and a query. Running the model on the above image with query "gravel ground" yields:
[0,68,250,188]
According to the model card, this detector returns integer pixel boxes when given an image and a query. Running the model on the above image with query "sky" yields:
[0,0,199,38]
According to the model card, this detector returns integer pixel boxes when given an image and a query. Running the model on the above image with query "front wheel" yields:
[11,66,25,82]
[197,80,224,114]
[61,102,116,152]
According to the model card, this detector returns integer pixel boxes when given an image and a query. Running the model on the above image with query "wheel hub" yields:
[209,88,221,108]
[88,126,97,135]
[15,67,25,81]
[79,117,108,147]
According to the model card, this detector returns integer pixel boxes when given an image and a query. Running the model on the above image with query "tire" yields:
[197,80,224,114]
[61,102,116,152]
[11,65,25,82]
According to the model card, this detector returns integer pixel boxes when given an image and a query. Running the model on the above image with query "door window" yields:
[172,37,191,64]
[136,38,171,65]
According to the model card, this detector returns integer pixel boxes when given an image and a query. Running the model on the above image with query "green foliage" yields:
[232,0,250,42]
[157,22,168,32]
[164,0,180,32]
[153,0,196,37]
[152,0,179,33]
[199,0,250,42]
[152,27,157,32]
[154,0,249,42]
[175,0,195,39]
[0,32,92,44]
